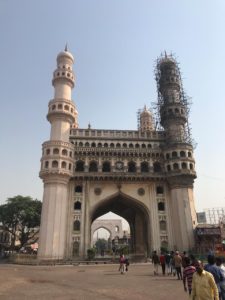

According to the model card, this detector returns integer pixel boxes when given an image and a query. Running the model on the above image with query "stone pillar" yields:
[38,176,69,260]
[169,183,196,251]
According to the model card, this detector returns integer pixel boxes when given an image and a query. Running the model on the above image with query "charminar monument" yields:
[38,47,197,260]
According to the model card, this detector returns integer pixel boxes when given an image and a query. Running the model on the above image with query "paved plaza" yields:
[0,262,190,300]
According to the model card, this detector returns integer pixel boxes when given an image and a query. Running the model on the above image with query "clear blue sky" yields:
[0,0,225,212]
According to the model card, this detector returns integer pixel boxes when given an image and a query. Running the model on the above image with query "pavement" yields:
[0,263,190,300]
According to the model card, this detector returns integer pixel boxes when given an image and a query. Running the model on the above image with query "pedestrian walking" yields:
[215,257,225,300]
[204,255,224,299]
[159,252,166,275]
[119,254,126,274]
[191,260,219,300]
[183,257,196,296]
[165,251,172,275]
[174,251,183,280]
[152,250,160,275]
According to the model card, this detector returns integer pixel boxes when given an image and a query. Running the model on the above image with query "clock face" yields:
[115,161,123,170]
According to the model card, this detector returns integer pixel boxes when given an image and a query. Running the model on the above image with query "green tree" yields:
[95,238,108,255]
[0,195,42,250]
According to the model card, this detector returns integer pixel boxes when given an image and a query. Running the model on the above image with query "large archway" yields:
[90,192,151,256]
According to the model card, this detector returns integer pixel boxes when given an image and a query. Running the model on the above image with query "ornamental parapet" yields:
[167,174,195,188]
[72,172,167,182]
[39,167,73,180]
[70,128,165,140]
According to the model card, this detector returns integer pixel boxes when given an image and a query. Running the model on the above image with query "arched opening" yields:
[74,201,81,210]
[128,161,136,173]
[92,227,111,256]
[180,151,185,157]
[75,185,82,193]
[75,160,84,172]
[73,241,79,257]
[90,192,150,257]
[73,220,80,231]
[156,186,164,194]
[158,202,165,211]
[89,161,98,172]
[141,161,149,173]
[102,161,111,172]
[153,162,162,172]
[159,220,167,231]
[172,151,178,158]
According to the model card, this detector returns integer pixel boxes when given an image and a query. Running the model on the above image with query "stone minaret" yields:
[38,48,78,260]
[156,53,197,250]
[139,105,154,132]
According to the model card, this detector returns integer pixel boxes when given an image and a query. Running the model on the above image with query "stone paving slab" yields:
[0,263,190,300]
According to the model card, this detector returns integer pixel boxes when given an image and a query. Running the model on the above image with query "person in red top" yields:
[160,252,166,275]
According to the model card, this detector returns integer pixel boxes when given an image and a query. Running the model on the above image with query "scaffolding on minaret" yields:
[153,52,196,147]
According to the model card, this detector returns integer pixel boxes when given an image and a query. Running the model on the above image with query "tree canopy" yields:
[0,195,42,250]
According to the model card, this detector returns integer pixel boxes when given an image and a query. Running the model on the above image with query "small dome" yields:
[140,105,151,116]
[57,50,74,63]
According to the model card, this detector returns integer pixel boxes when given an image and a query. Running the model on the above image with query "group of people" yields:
[152,250,225,300]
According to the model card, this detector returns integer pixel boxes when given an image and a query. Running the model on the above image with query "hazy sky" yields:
[1,0,225,213]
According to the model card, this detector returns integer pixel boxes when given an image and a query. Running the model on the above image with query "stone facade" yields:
[38,49,197,260]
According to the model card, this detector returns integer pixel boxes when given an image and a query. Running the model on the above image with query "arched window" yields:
[104,143,108,148]
[73,220,80,231]
[142,144,146,149]
[158,202,165,211]
[75,160,84,172]
[173,163,179,170]
[180,151,185,157]
[73,241,79,256]
[148,144,152,148]
[91,142,96,147]
[159,220,167,231]
[89,161,98,172]
[61,161,66,168]
[156,186,164,194]
[46,149,50,155]
[135,143,140,148]
[123,143,127,148]
[102,161,111,172]
[98,143,102,147]
[116,143,121,148]
[52,160,58,168]
[79,142,83,147]
[153,162,161,172]
[45,161,49,168]
[141,162,149,172]
[188,151,192,157]
[166,153,170,159]
[75,185,82,193]
[85,142,90,147]
[128,161,136,172]
[110,143,114,148]
[167,165,171,171]
[53,148,59,154]
[190,163,193,170]
[172,151,178,158]
[129,143,134,148]
[182,162,187,169]
[62,149,68,156]
[74,201,81,210]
